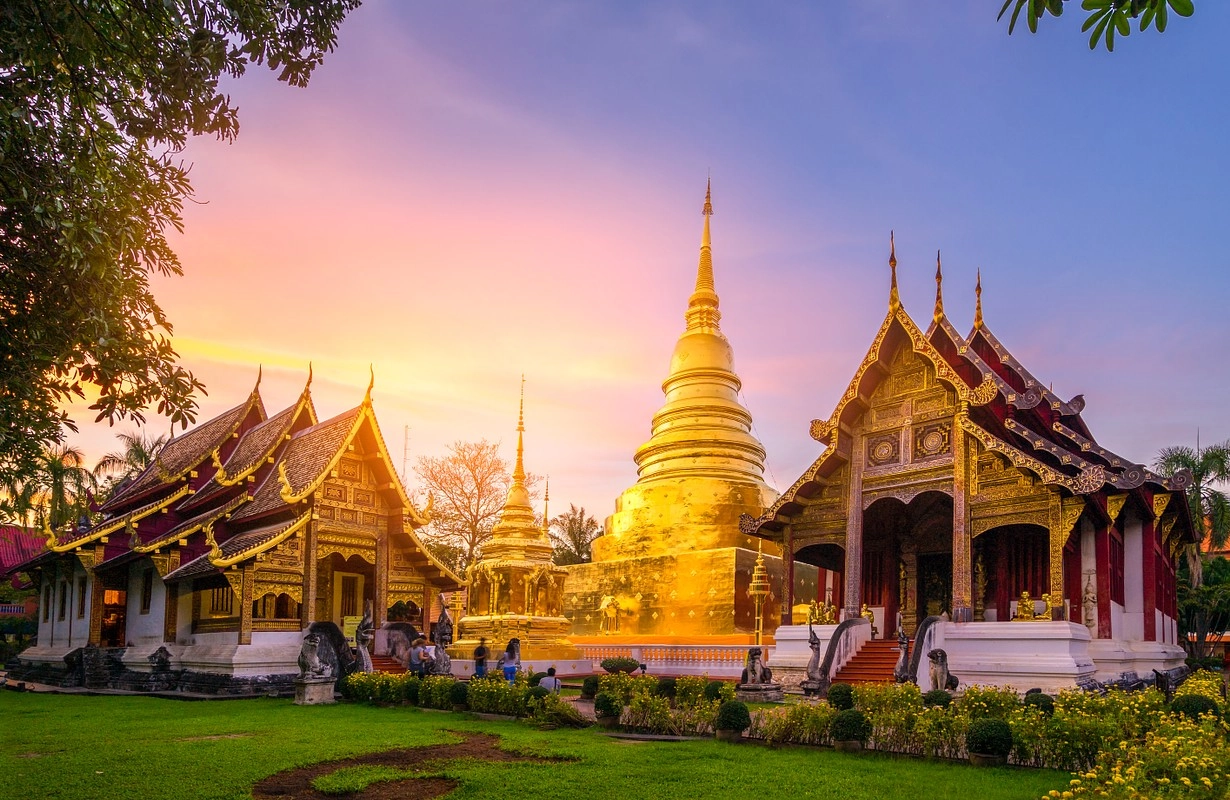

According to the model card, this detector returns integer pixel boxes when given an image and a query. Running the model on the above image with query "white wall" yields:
[1122,512,1144,642]
[37,561,91,650]
[124,560,167,646]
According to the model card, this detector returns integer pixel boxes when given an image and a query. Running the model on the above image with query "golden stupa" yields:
[449,382,584,669]
[564,184,816,642]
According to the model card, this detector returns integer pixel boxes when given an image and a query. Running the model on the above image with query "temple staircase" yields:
[832,638,906,685]
[370,655,407,674]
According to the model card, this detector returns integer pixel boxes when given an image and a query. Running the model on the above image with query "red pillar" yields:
[1142,516,1158,641]
[1095,523,1112,640]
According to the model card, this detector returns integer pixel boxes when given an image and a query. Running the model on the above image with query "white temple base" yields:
[1088,638,1187,682]
[930,621,1096,694]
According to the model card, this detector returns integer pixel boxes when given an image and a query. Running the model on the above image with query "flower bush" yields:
[527,692,588,728]
[338,672,420,705]
[955,685,1021,720]
[420,675,455,710]
[854,682,924,753]
[751,701,835,747]
[466,674,532,717]
[598,672,657,705]
[1174,670,1224,708]
[923,689,953,709]
[592,691,622,719]
[1045,713,1230,799]
[675,676,709,707]
[1024,692,1055,716]
[912,704,968,759]
[1170,694,1220,721]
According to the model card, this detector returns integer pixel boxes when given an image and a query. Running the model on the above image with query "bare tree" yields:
[549,504,602,566]
[413,440,540,573]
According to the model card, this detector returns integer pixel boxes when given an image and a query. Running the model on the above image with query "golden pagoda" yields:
[449,381,584,670]
[564,183,817,642]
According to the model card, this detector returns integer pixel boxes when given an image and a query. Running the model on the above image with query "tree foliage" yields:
[549,504,601,566]
[0,0,359,520]
[1179,556,1230,661]
[92,429,167,502]
[998,0,1194,51]
[1155,440,1230,587]
[13,444,97,532]
[413,440,540,573]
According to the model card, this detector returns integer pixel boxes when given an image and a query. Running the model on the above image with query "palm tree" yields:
[93,430,167,501]
[549,504,601,566]
[30,444,96,532]
[1155,440,1230,588]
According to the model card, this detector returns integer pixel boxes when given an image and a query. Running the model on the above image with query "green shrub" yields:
[830,708,870,743]
[1023,692,1054,715]
[581,675,599,699]
[955,685,1020,720]
[1175,669,1225,707]
[527,692,588,728]
[626,693,678,734]
[527,685,551,702]
[752,702,836,746]
[922,689,952,708]
[593,691,621,719]
[703,680,724,701]
[675,675,709,707]
[600,656,640,674]
[420,676,454,709]
[966,717,1013,757]
[1171,693,1220,721]
[827,682,855,710]
[655,676,677,699]
[465,675,531,717]
[715,700,751,732]
[529,671,548,687]
[449,680,469,707]
[598,672,657,705]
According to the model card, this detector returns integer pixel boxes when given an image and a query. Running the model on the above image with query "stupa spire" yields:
[974,269,984,331]
[513,374,526,483]
[685,179,721,331]
[889,231,900,312]
[541,478,550,537]
[933,249,944,322]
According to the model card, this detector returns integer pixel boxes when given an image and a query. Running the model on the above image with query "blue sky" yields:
[69,1,1229,518]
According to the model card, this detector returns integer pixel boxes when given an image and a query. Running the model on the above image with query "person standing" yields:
[473,637,489,678]
[497,641,520,685]
[409,637,428,679]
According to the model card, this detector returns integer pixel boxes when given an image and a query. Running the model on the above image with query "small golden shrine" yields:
[564,184,817,641]
[449,383,582,666]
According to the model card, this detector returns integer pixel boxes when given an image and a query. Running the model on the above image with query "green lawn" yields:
[0,691,1068,800]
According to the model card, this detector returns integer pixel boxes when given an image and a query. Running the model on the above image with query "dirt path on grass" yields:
[252,731,558,800]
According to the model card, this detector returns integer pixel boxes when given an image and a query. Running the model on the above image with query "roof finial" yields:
[889,231,900,312]
[255,365,262,391]
[306,362,313,388]
[364,364,374,405]
[933,249,944,323]
[513,375,526,483]
[541,477,550,536]
[685,180,720,331]
[974,269,984,331]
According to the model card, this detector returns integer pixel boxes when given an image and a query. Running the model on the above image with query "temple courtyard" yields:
[0,690,1065,800]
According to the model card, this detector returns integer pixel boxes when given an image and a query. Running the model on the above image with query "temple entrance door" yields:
[318,552,375,633]
[794,543,845,622]
[917,553,952,621]
[100,585,127,647]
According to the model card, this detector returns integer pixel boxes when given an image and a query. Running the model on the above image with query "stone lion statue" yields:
[740,647,772,686]
[298,633,333,679]
[927,648,958,692]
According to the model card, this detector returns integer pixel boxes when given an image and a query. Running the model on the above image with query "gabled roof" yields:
[162,510,311,583]
[100,389,264,512]
[744,256,1195,539]
[0,527,44,574]
[47,485,191,553]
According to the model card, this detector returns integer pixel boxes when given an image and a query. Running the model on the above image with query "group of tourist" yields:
[470,636,560,691]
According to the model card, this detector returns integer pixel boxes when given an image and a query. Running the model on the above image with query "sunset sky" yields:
[65,2,1230,522]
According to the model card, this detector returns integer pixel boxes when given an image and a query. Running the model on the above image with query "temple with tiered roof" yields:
[11,370,460,692]
[745,239,1197,689]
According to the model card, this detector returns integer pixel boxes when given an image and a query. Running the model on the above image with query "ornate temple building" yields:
[745,242,1197,687]
[564,185,817,641]
[448,386,586,674]
[10,371,460,692]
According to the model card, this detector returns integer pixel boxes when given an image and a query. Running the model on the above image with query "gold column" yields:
[163,550,181,643]
[238,563,255,645]
[844,431,865,620]
[303,521,317,628]
[1049,495,1086,621]
[951,408,972,622]
[88,544,105,646]
[375,521,389,628]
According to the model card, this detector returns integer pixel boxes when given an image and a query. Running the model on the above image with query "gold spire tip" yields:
[888,231,900,311]
[703,177,713,216]
[933,249,944,322]
[974,269,984,330]
[518,374,526,432]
